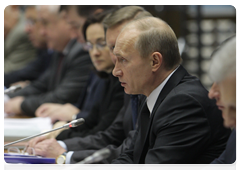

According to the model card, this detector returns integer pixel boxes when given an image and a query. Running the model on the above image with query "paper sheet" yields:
[4,117,52,142]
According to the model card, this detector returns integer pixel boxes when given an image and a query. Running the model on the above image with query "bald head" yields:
[117,17,181,70]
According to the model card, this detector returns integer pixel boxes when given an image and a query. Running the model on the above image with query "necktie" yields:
[131,95,139,130]
[138,101,151,163]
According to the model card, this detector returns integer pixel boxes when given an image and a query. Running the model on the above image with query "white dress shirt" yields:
[146,66,179,115]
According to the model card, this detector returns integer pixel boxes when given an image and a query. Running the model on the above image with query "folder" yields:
[4,153,55,164]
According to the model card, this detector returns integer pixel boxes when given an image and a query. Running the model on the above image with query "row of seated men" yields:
[4,5,236,164]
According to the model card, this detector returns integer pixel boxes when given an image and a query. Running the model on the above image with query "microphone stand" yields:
[4,118,85,147]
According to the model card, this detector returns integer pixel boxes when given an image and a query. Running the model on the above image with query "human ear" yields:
[151,52,162,72]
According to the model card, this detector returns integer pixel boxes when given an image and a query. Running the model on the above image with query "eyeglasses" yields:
[84,41,107,51]
[8,146,35,156]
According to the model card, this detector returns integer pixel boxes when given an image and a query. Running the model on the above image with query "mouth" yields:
[120,82,126,87]
[217,104,224,110]
[94,60,103,65]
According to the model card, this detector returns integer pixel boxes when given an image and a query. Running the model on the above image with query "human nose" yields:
[208,83,220,100]
[112,61,123,77]
[91,45,101,56]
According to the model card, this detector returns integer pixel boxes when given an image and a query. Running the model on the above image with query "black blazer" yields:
[56,74,125,140]
[8,39,93,116]
[61,94,135,163]
[112,65,231,164]
[4,49,53,88]
[211,129,236,164]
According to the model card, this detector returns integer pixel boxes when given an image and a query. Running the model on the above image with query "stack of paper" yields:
[4,117,52,142]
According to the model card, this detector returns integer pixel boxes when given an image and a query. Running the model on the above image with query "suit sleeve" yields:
[4,52,52,87]
[8,53,92,117]
[57,81,124,139]
[63,103,127,150]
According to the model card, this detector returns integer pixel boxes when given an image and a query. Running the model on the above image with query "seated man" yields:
[4,5,53,88]
[208,36,236,164]
[111,16,230,164]
[4,5,36,74]
[4,5,92,116]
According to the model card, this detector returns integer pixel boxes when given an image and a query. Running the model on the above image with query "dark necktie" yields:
[138,101,151,163]
[131,95,139,130]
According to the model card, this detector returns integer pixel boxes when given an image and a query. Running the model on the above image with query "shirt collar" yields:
[146,65,179,115]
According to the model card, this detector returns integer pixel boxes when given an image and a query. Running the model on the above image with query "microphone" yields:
[4,85,22,94]
[64,148,111,170]
[4,118,85,148]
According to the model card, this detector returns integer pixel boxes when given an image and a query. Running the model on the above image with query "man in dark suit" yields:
[4,5,36,74]
[208,36,236,164]
[111,17,230,164]
[4,5,53,88]
[4,5,92,116]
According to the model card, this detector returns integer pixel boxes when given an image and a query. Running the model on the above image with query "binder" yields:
[4,153,55,164]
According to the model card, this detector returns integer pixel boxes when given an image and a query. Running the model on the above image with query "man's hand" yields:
[27,135,47,149]
[4,96,24,114]
[35,103,63,117]
[27,135,66,158]
[49,103,80,123]
[33,138,66,158]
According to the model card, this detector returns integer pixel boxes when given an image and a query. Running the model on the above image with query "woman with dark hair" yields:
[55,12,124,140]
[28,11,124,144]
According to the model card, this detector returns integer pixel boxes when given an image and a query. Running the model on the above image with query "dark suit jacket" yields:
[112,65,231,164]
[8,39,93,116]
[4,49,53,88]
[211,129,236,164]
[56,74,124,140]
[74,72,106,119]
[61,94,135,163]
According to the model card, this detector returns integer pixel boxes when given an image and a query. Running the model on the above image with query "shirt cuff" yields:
[65,151,74,164]
[57,140,68,151]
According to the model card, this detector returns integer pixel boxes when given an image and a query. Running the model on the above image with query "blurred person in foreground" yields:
[111,16,230,164]
[4,5,92,117]
[208,36,236,164]
[4,5,36,74]
[4,5,53,89]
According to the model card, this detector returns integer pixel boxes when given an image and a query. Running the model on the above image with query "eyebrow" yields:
[113,49,122,58]
[87,37,105,43]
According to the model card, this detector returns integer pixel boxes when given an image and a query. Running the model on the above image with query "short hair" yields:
[103,6,152,28]
[209,35,236,82]
[61,5,120,17]
[132,17,181,70]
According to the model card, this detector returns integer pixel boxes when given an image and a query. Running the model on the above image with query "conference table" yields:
[4,115,63,170]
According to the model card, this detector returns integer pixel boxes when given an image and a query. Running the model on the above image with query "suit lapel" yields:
[134,65,189,163]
